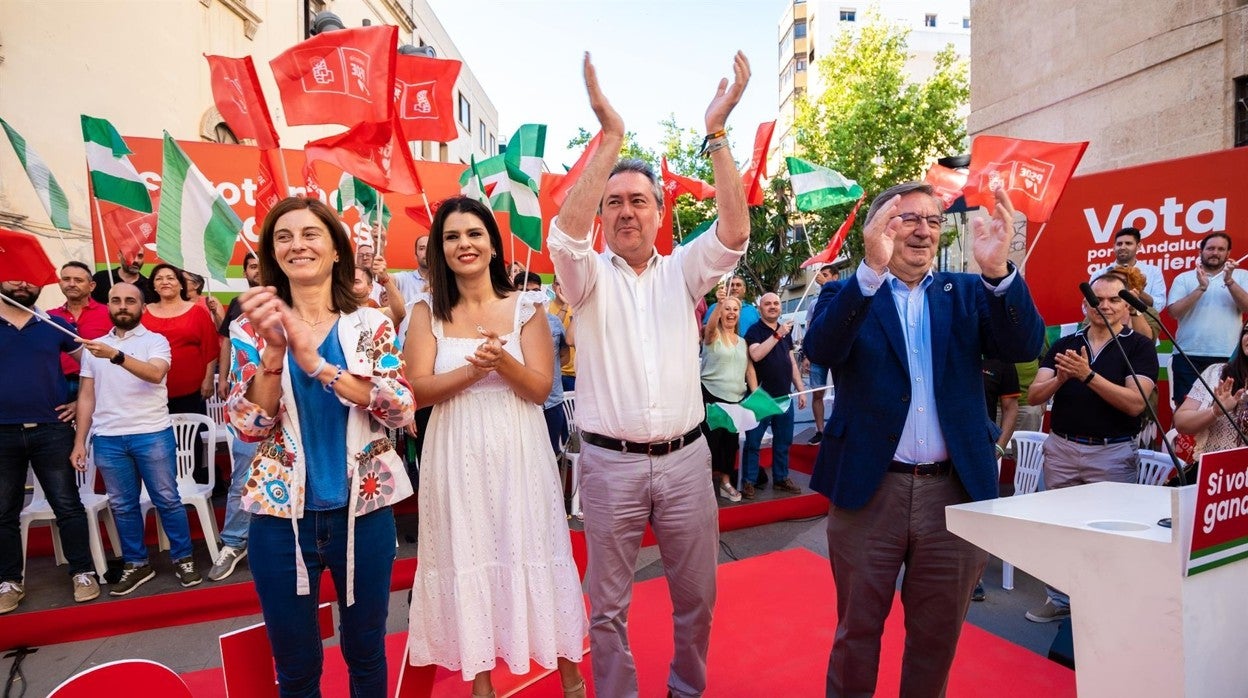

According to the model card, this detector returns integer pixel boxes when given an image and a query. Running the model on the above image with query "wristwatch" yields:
[110,351,126,365]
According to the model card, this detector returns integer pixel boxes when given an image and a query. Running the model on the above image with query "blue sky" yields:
[426,0,788,167]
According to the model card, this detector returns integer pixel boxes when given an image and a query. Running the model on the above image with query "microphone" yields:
[1118,287,1248,452]
[1079,282,1187,486]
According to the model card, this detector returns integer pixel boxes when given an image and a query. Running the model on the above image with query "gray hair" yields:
[864,181,940,229]
[607,158,665,213]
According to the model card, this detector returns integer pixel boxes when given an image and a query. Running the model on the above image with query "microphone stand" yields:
[1080,283,1187,486]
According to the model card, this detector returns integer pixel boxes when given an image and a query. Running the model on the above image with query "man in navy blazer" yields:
[804,182,1045,697]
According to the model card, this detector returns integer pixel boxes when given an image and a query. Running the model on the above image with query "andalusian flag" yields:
[459,154,507,203]
[335,174,391,228]
[458,150,543,251]
[705,388,787,433]
[504,124,546,184]
[1,119,71,230]
[81,115,152,213]
[678,219,715,246]
[156,132,241,282]
[786,157,864,212]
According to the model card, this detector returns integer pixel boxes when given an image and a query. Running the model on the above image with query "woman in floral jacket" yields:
[228,196,414,698]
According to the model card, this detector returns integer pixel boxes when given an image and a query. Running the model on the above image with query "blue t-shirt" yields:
[745,320,795,397]
[291,322,350,510]
[543,313,568,410]
[0,313,77,424]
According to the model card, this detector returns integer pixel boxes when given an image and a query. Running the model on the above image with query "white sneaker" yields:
[718,482,743,503]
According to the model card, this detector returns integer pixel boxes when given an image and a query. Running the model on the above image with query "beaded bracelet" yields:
[323,367,344,393]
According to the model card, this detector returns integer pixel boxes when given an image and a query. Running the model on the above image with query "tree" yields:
[791,9,969,264]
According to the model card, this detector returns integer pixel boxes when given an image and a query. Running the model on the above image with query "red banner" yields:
[1187,447,1248,576]
[269,25,397,128]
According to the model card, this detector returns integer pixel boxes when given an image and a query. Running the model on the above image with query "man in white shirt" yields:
[1088,227,1167,313]
[71,283,201,597]
[547,52,751,698]
[1166,232,1248,402]
[393,233,430,305]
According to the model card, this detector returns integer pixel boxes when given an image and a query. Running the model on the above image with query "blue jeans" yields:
[250,507,396,698]
[93,428,193,564]
[0,422,93,581]
[544,403,569,454]
[219,438,258,550]
[743,401,795,484]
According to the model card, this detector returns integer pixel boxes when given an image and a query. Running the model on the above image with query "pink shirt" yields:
[47,299,112,376]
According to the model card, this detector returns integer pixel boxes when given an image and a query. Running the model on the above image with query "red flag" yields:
[393,54,461,143]
[269,25,398,128]
[550,131,602,208]
[661,157,716,200]
[961,135,1088,222]
[305,117,421,195]
[303,159,325,199]
[101,202,158,266]
[0,228,57,286]
[923,164,968,209]
[740,121,776,206]
[255,149,287,225]
[205,55,280,150]
[404,202,436,232]
[801,195,864,269]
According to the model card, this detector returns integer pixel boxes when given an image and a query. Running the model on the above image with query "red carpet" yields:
[181,548,1074,697]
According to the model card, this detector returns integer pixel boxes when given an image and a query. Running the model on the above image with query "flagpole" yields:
[1021,221,1047,268]
[419,190,434,225]
[673,210,683,244]
[511,245,535,333]
[0,292,83,341]
[91,196,115,281]
[376,193,385,256]
[236,232,257,258]
[50,227,71,260]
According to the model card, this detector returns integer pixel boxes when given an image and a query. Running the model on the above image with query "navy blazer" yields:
[803,268,1045,509]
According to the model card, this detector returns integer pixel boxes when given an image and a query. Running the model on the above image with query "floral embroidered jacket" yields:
[227,307,415,604]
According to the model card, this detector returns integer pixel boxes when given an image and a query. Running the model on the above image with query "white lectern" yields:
[946,481,1248,697]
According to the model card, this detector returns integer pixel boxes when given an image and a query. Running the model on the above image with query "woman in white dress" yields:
[403,196,587,698]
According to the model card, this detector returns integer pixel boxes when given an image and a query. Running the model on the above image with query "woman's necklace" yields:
[294,308,334,328]
[460,303,490,335]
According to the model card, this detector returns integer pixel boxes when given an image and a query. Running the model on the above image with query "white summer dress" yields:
[407,291,587,679]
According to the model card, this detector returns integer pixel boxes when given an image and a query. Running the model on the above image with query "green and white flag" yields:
[1,118,70,230]
[335,174,391,228]
[705,388,787,434]
[458,154,508,203]
[786,157,864,212]
[156,132,241,283]
[458,151,543,251]
[678,219,715,246]
[504,124,546,185]
[81,115,152,213]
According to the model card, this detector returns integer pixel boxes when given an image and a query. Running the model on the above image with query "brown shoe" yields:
[774,478,802,494]
[742,483,756,499]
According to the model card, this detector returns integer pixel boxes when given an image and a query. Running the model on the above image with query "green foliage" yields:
[566,127,654,167]
[791,9,969,264]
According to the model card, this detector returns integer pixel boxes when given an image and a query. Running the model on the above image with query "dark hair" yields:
[1222,325,1248,392]
[608,158,664,212]
[244,251,257,266]
[149,263,189,301]
[356,265,375,284]
[61,261,92,276]
[1091,271,1129,290]
[1201,232,1232,252]
[257,197,358,314]
[818,264,836,274]
[513,271,542,289]
[1114,227,1141,243]
[426,196,514,322]
[865,182,940,229]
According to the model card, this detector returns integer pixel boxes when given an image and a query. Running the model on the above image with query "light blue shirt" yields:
[855,261,1018,464]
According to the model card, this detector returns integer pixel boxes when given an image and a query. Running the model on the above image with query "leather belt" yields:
[1052,431,1134,446]
[582,427,703,456]
[888,459,953,477]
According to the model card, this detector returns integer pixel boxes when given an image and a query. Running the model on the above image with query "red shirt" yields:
[47,299,112,376]
[141,304,221,398]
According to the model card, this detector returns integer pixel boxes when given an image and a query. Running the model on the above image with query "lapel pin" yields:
[943,283,952,292]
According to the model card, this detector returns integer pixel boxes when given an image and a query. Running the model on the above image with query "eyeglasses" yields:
[895,212,946,230]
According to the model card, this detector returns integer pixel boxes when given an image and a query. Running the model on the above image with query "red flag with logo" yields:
[741,121,776,206]
[924,164,968,209]
[662,157,716,200]
[550,131,602,208]
[305,117,421,195]
[0,227,57,286]
[270,25,397,128]
[961,135,1088,222]
[205,55,280,150]
[393,54,461,143]
[303,158,325,199]
[255,149,287,225]
[801,195,864,268]
[100,201,158,267]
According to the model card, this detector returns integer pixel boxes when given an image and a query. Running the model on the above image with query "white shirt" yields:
[548,218,744,441]
[1089,260,1167,309]
[393,270,429,305]
[80,324,172,436]
[1168,267,1248,356]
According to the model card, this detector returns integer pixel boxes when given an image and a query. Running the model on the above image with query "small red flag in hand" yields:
[0,228,58,286]
[662,157,716,201]
[270,25,398,128]
[206,55,280,150]
[740,121,776,206]
[961,135,1088,222]
[801,195,865,269]
[393,54,462,143]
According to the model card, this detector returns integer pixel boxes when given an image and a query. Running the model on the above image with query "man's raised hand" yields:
[862,195,902,274]
[583,53,624,138]
[970,185,1016,278]
[705,51,751,132]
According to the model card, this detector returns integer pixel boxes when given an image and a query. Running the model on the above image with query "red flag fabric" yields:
[404,202,436,232]
[661,157,717,200]
[0,227,58,286]
[205,55,280,150]
[741,121,777,206]
[269,25,398,128]
[961,135,1088,222]
[101,202,158,266]
[255,149,286,226]
[393,54,462,143]
[923,164,968,209]
[305,117,421,195]
[303,159,324,199]
[801,195,865,269]
[550,131,602,208]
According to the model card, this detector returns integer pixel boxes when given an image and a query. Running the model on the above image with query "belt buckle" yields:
[914,461,941,477]
[648,439,674,457]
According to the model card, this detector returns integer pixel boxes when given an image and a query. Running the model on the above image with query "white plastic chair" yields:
[205,395,232,449]
[560,392,582,519]
[20,455,121,578]
[141,416,220,560]
[1137,449,1177,486]
[1002,430,1048,590]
